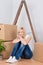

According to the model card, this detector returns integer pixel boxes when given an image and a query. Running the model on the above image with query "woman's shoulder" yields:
[25,34,30,39]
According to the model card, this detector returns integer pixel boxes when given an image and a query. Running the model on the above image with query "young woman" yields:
[6,27,33,63]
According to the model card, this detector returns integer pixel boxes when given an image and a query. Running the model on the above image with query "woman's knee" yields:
[25,51,33,59]
[28,51,33,59]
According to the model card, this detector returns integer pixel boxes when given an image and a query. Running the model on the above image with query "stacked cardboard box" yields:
[0,24,17,41]
[0,24,17,58]
[1,42,14,59]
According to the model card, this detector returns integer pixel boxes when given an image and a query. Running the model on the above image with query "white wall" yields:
[0,0,43,42]
[0,0,13,24]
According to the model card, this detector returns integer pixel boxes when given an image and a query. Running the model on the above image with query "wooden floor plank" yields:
[0,59,43,65]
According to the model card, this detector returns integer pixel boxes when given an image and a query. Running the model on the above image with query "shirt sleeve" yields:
[25,34,30,39]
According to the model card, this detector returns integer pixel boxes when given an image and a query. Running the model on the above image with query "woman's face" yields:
[17,28,25,38]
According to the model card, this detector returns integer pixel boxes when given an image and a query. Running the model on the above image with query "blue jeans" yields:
[21,45,33,59]
[11,41,33,60]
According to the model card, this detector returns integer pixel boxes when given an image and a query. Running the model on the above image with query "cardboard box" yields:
[33,43,43,62]
[0,24,17,41]
[1,42,14,59]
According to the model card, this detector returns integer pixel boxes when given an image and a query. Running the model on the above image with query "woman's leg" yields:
[11,41,21,57]
[15,43,26,60]
[21,45,33,59]
[22,45,33,59]
[6,41,21,63]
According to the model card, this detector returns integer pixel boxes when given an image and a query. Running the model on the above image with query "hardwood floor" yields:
[0,59,43,65]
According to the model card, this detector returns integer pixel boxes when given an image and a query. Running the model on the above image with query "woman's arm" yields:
[19,36,27,45]
[12,36,32,45]
[19,36,32,45]
[12,38,20,43]
[26,36,32,44]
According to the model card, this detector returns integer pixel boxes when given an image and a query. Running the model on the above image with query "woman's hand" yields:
[19,36,28,45]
